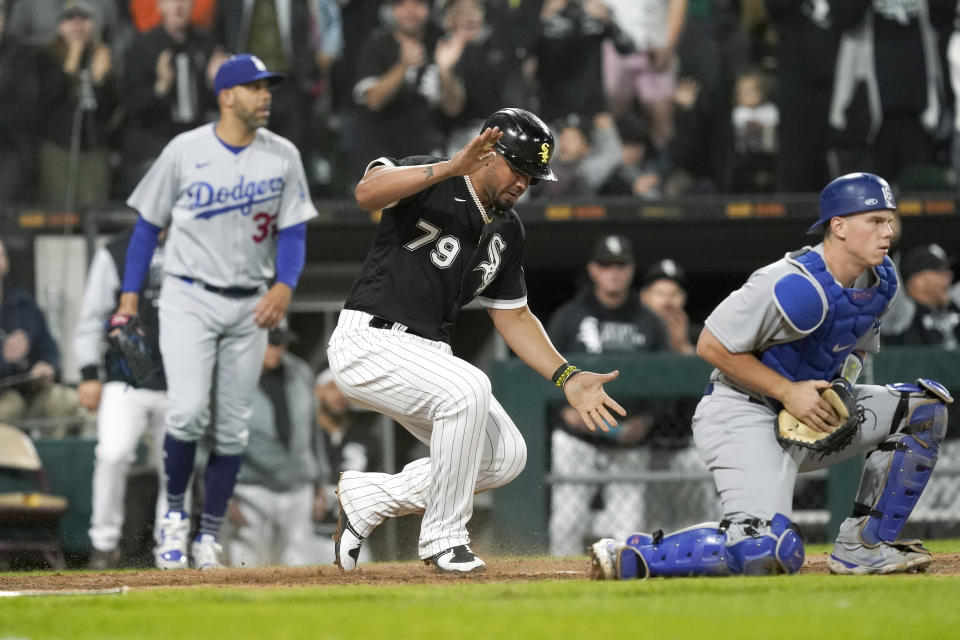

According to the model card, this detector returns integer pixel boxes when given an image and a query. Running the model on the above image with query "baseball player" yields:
[75,228,174,570]
[113,53,318,570]
[590,173,953,579]
[327,107,626,574]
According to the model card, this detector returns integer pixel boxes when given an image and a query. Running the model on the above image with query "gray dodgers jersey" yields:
[127,124,318,289]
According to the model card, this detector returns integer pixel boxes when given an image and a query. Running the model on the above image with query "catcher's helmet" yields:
[482,108,557,182]
[808,172,896,233]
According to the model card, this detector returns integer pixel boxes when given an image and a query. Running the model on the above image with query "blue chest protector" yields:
[760,249,897,382]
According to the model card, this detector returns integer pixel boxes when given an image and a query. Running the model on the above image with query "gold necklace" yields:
[464,176,492,224]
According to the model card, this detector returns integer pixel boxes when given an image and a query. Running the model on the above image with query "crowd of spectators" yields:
[3,0,960,211]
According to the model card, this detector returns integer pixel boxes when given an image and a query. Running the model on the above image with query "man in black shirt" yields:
[546,234,668,556]
[120,0,216,194]
[327,107,626,573]
[883,243,959,348]
[0,0,40,204]
[346,0,465,182]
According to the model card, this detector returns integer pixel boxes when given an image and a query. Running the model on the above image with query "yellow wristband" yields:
[553,364,582,389]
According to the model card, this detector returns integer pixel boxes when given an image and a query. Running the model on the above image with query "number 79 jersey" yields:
[344,155,528,342]
[127,124,318,289]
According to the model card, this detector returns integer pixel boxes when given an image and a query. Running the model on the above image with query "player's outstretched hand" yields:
[562,370,627,433]
[781,379,842,433]
[447,126,503,176]
[254,283,292,329]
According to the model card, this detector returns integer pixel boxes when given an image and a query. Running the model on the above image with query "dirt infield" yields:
[2,553,960,591]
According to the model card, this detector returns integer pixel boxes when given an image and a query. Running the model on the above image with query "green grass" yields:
[2,542,960,640]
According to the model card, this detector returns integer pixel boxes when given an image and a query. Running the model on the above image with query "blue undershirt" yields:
[121,217,162,293]
[213,123,249,155]
[276,223,307,289]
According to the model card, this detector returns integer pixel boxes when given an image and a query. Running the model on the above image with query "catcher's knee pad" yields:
[617,524,730,579]
[723,513,805,575]
[861,381,951,545]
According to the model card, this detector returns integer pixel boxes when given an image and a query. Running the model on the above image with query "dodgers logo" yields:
[187,175,285,219]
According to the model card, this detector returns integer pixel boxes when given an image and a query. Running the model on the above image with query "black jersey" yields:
[344,155,528,342]
[885,300,960,349]
[547,288,669,354]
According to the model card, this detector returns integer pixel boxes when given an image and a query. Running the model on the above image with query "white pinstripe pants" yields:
[327,309,527,558]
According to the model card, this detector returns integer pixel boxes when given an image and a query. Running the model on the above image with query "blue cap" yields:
[213,54,285,95]
[808,172,896,233]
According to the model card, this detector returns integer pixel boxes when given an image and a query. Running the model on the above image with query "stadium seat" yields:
[0,424,68,569]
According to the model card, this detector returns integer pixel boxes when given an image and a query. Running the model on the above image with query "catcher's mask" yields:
[481,108,557,183]
[808,172,896,234]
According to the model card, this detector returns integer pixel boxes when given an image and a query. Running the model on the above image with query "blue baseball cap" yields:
[213,54,285,95]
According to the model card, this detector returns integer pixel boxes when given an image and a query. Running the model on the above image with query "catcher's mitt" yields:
[776,380,859,455]
[107,313,156,387]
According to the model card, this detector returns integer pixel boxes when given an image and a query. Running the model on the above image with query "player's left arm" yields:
[253,222,303,329]
[255,149,318,329]
[488,305,626,432]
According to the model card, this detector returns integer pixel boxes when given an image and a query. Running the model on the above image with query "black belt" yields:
[703,382,768,407]
[368,315,427,339]
[178,276,260,298]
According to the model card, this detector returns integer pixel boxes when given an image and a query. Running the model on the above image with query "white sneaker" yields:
[191,534,224,570]
[426,545,486,573]
[154,511,190,570]
[588,538,622,580]
[828,517,932,575]
[333,479,364,572]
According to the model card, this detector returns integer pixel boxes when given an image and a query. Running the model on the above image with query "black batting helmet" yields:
[481,108,557,182]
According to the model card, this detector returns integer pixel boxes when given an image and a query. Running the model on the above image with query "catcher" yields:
[590,173,953,579]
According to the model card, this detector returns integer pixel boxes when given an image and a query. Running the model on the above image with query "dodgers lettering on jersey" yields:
[186,175,285,219]
[127,124,318,289]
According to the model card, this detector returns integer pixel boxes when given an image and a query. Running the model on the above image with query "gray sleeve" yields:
[277,141,319,229]
[73,247,118,369]
[704,264,801,353]
[126,139,179,227]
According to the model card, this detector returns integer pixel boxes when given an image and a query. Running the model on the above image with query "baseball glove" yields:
[107,313,156,387]
[776,380,859,455]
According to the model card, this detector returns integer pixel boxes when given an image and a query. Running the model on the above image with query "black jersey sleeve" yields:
[367,155,447,208]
